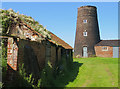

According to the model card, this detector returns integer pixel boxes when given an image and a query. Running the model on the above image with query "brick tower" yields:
[74,6,100,57]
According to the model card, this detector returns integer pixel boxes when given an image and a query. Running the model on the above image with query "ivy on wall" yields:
[0,9,51,39]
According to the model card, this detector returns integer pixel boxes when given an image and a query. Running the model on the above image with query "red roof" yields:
[22,22,73,49]
[49,32,73,49]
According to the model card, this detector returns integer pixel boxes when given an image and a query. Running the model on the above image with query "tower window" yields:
[83,32,87,36]
[83,20,87,23]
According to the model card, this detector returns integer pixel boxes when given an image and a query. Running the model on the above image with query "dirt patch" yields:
[105,67,115,86]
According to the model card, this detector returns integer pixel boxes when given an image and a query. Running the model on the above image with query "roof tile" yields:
[95,40,120,47]
[49,32,73,49]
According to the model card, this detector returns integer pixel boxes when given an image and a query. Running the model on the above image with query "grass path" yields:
[66,57,118,87]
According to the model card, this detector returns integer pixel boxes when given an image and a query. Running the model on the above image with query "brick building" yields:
[95,40,120,58]
[3,20,73,80]
[74,5,119,58]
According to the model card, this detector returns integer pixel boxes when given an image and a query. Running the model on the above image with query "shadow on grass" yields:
[2,62,83,88]
[51,62,83,87]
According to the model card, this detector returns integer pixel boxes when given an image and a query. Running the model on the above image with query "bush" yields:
[1,38,7,85]
[18,64,41,88]
[0,82,3,88]
[40,60,55,87]
[90,54,96,57]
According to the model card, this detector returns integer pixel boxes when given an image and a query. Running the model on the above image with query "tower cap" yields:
[78,5,96,9]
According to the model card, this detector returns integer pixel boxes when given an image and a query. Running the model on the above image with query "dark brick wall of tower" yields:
[74,6,100,57]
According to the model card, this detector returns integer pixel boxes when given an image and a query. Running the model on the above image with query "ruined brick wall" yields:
[50,45,56,67]
[66,49,73,63]
[57,47,61,62]
[17,39,46,78]
[7,37,18,70]
[7,37,73,81]
[45,41,51,65]
[94,46,113,58]
[31,41,46,71]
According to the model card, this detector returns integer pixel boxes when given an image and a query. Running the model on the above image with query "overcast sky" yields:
[2,2,118,48]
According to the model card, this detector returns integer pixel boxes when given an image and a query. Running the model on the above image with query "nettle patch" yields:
[0,9,51,39]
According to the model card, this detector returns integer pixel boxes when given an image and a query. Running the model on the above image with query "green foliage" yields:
[90,54,96,57]
[18,64,41,88]
[40,55,73,87]
[1,39,7,83]
[40,60,55,87]
[0,82,3,88]
[1,9,17,35]
[1,39,7,60]
[0,9,51,39]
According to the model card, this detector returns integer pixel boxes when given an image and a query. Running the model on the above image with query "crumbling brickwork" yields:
[7,37,18,70]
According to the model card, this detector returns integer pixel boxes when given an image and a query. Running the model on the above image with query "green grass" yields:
[66,57,118,87]
[1,55,118,87]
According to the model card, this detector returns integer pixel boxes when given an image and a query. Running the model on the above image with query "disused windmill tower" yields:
[74,6,100,57]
